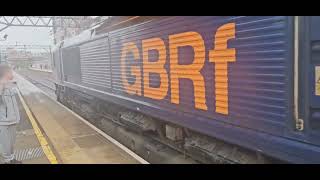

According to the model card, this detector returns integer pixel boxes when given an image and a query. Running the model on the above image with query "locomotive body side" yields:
[53,16,320,163]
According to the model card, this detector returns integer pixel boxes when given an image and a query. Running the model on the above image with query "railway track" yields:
[17,69,57,99]
[25,76,55,91]
[24,76,57,99]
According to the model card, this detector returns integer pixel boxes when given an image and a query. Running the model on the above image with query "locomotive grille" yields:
[80,37,111,89]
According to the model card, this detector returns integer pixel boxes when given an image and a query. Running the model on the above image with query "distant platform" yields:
[28,68,53,73]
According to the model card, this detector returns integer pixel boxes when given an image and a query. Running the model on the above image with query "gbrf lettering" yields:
[120,23,236,115]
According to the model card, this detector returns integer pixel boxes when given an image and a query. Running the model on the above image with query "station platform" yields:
[15,94,50,164]
[13,73,147,164]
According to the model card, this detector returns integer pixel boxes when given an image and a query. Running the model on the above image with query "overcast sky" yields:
[0,26,54,46]
[0,16,101,47]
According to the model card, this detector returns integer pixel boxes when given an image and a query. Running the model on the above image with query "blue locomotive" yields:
[52,16,320,163]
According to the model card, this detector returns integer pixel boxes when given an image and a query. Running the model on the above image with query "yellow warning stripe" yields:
[17,90,58,164]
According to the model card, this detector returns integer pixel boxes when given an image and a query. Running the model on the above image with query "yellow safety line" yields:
[17,90,58,164]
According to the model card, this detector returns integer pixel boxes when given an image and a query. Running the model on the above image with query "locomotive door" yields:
[310,17,320,108]
[304,16,320,131]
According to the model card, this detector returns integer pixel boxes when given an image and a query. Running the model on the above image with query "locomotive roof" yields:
[54,22,105,50]
[54,16,166,50]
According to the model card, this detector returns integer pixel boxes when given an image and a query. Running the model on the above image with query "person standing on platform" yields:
[0,64,21,164]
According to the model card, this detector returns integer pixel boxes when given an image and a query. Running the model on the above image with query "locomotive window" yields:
[62,46,82,84]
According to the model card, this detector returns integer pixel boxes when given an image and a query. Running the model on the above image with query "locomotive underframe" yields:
[55,83,274,164]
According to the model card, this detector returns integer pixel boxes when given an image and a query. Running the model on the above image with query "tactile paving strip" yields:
[14,147,45,161]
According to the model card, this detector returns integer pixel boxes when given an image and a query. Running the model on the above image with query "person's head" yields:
[0,64,13,82]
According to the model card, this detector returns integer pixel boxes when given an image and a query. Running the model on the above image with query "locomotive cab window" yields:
[61,46,81,84]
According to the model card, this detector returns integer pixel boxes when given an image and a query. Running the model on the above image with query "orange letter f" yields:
[209,23,236,115]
